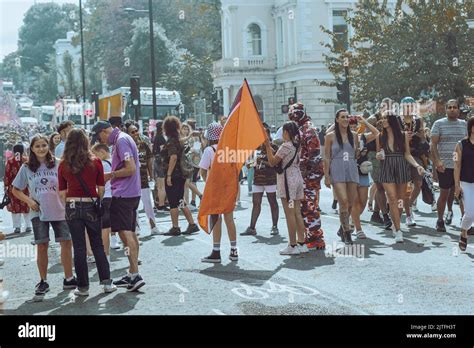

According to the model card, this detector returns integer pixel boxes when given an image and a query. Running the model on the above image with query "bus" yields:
[99,87,181,124]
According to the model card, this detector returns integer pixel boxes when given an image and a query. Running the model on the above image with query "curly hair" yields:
[27,134,56,173]
[163,115,181,140]
[61,128,94,174]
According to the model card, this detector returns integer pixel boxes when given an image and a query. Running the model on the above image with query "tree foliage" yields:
[320,0,473,110]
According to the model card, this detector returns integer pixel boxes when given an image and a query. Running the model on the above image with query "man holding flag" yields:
[198,79,267,262]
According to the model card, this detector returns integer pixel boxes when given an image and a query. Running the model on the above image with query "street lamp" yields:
[123,1,158,121]
[79,0,87,128]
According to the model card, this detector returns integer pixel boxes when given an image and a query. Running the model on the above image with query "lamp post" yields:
[79,0,87,127]
[123,1,157,120]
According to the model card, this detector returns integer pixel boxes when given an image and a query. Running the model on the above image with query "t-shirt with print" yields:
[431,117,467,169]
[253,144,278,186]
[101,159,112,198]
[12,162,65,221]
[161,137,183,178]
[199,145,217,171]
[108,127,141,198]
[137,141,152,188]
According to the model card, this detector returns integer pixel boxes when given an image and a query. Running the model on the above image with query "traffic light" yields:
[211,91,220,116]
[90,90,99,117]
[337,80,349,106]
[130,75,141,108]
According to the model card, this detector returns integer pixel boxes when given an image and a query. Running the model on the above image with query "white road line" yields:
[212,308,226,315]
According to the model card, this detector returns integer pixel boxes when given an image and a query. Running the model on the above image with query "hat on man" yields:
[91,120,112,145]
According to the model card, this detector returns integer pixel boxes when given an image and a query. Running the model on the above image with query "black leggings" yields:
[165,176,186,209]
[250,192,279,229]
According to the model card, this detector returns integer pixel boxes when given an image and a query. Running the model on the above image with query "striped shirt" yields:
[431,117,467,169]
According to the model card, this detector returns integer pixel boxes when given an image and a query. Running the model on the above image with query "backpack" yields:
[180,143,194,177]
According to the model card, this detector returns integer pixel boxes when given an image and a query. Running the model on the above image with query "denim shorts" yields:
[31,217,71,245]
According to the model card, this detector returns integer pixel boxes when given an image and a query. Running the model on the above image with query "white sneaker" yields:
[103,283,117,293]
[87,256,95,264]
[151,226,161,235]
[279,245,300,255]
[406,215,416,227]
[431,202,437,212]
[110,235,120,250]
[394,230,404,243]
[74,288,89,296]
[0,290,9,304]
[411,202,418,212]
[297,244,309,253]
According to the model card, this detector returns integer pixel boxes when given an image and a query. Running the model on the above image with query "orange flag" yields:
[198,79,267,233]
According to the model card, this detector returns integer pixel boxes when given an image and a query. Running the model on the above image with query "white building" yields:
[213,0,398,127]
[53,31,81,96]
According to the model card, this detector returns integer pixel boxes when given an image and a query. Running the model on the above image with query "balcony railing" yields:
[213,57,276,76]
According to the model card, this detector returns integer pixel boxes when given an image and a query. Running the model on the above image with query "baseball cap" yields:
[91,120,112,144]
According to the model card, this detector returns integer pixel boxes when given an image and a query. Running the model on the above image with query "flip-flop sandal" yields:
[356,230,367,239]
[459,235,467,252]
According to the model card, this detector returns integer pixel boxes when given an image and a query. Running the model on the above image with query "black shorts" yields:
[192,167,200,183]
[110,197,140,233]
[165,176,186,209]
[437,168,455,190]
[101,197,112,229]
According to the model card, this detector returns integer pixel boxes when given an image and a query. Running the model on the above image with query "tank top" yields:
[460,139,474,183]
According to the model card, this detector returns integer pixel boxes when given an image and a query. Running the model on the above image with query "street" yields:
[1,181,473,315]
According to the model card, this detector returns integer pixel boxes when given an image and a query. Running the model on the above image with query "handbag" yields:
[74,171,104,217]
[0,194,11,209]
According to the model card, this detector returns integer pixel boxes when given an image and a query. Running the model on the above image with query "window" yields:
[254,95,264,120]
[333,10,348,51]
[247,23,262,56]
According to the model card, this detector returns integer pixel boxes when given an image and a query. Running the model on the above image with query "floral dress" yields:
[4,158,29,214]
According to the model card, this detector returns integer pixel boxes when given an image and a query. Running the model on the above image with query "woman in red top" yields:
[4,143,31,233]
[58,128,116,296]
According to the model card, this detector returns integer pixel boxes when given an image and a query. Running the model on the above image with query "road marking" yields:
[212,309,226,315]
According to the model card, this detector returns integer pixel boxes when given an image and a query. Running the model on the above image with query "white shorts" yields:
[252,185,277,193]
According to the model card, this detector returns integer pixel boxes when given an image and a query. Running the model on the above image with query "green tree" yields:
[320,0,473,110]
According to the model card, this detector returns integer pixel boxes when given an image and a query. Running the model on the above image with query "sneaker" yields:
[445,211,454,225]
[406,215,416,227]
[164,227,181,236]
[337,226,345,243]
[151,226,161,235]
[127,274,145,292]
[240,227,257,236]
[0,290,8,304]
[35,280,50,296]
[431,202,437,211]
[103,282,117,294]
[74,287,89,296]
[201,250,221,263]
[436,220,446,232]
[411,202,418,212]
[182,224,200,235]
[297,244,309,253]
[190,200,196,207]
[344,231,353,245]
[13,228,21,234]
[87,255,95,264]
[157,205,171,212]
[229,248,238,261]
[25,227,32,233]
[468,227,474,235]
[331,200,338,210]
[383,215,393,230]
[280,245,300,255]
[63,277,78,290]
[270,226,279,235]
[110,235,120,250]
[394,230,404,243]
[113,275,131,288]
[370,212,384,224]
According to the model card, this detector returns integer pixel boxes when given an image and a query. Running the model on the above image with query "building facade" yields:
[53,31,81,96]
[213,0,397,127]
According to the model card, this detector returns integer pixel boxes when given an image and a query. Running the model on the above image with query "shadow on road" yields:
[251,234,286,245]
[160,235,194,247]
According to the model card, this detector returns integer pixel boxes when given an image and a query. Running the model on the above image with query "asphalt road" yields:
[1,181,473,315]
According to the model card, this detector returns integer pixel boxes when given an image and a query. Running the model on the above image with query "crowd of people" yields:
[0,97,473,301]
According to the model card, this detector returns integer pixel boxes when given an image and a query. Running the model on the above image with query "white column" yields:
[223,87,230,116]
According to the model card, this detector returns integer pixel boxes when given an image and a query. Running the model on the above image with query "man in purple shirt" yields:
[91,120,145,292]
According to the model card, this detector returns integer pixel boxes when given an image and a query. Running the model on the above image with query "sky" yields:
[0,0,76,61]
